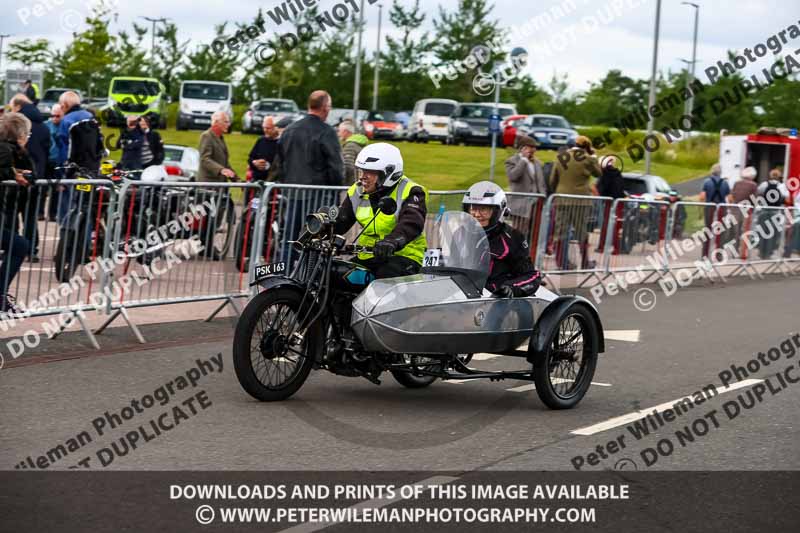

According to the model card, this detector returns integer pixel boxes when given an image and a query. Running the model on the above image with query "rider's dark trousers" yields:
[354,255,420,279]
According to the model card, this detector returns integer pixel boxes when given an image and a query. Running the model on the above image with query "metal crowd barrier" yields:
[2,177,798,347]
[0,179,118,348]
[96,180,264,341]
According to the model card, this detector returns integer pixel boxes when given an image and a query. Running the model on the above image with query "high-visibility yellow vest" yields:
[347,176,428,265]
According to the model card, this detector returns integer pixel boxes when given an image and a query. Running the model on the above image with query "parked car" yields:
[408,98,458,143]
[363,111,404,140]
[162,144,200,181]
[37,88,82,118]
[177,80,233,130]
[446,103,517,146]
[501,114,528,147]
[516,114,578,149]
[104,77,168,128]
[326,108,368,129]
[622,172,675,200]
[618,172,683,250]
[242,99,300,133]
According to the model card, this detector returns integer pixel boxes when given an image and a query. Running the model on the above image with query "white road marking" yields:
[570,378,763,436]
[277,475,459,533]
[443,379,472,384]
[604,329,641,342]
[508,384,536,392]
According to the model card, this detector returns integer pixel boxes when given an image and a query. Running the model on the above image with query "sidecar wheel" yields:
[233,288,320,401]
[391,355,439,388]
[533,304,599,409]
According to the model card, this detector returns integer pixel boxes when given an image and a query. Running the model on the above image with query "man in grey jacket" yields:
[504,135,547,231]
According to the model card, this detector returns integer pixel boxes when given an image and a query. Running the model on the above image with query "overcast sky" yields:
[3,0,799,93]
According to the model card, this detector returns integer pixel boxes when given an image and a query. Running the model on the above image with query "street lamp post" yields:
[488,47,527,182]
[679,58,698,117]
[682,2,700,117]
[644,0,662,175]
[0,34,10,76]
[372,4,383,111]
[141,17,169,70]
[352,0,366,127]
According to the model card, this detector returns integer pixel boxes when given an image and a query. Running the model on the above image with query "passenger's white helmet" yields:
[355,142,404,188]
[463,180,508,229]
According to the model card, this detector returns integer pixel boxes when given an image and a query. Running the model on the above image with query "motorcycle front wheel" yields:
[233,288,321,401]
[54,229,82,282]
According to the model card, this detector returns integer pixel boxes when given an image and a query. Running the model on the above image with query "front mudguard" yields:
[527,295,605,365]
[249,274,304,293]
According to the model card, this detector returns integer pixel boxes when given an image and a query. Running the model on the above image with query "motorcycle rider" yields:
[333,143,427,279]
[463,181,542,297]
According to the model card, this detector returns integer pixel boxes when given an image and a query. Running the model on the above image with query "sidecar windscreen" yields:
[421,211,490,297]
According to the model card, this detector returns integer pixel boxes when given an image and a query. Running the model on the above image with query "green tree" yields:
[112,23,149,78]
[181,24,240,83]
[6,38,53,69]
[59,8,116,97]
[379,0,432,110]
[153,22,191,99]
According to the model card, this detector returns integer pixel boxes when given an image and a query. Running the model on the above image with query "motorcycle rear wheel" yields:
[233,288,321,401]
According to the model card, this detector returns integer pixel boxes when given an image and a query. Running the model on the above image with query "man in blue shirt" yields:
[699,163,731,258]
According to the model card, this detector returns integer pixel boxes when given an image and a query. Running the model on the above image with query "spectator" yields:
[248,116,279,182]
[43,103,64,222]
[596,157,626,254]
[197,111,236,260]
[10,94,50,262]
[756,168,789,259]
[117,115,144,170]
[276,90,344,260]
[339,120,368,186]
[505,135,547,233]
[56,90,104,255]
[138,115,164,168]
[21,80,39,105]
[788,186,800,256]
[197,111,235,182]
[0,112,34,313]
[548,135,601,270]
[728,166,759,256]
[698,163,731,257]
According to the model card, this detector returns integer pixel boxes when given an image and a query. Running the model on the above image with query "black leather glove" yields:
[492,285,514,298]
[373,239,397,260]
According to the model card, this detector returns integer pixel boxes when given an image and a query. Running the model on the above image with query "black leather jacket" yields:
[276,114,344,186]
[485,222,542,297]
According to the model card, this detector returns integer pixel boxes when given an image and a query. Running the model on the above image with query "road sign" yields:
[489,114,502,134]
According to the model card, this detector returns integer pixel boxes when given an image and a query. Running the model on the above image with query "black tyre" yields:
[233,288,320,401]
[54,230,81,283]
[210,198,236,258]
[533,303,599,409]
[391,355,439,388]
[234,217,253,273]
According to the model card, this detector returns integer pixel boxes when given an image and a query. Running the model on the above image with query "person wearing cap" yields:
[548,135,601,270]
[505,135,547,232]
[333,142,427,279]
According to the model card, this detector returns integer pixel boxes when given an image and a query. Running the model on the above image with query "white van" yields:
[408,98,459,143]
[177,80,233,130]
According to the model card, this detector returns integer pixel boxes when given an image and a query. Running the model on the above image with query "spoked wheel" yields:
[233,288,321,401]
[533,304,599,409]
[391,354,440,389]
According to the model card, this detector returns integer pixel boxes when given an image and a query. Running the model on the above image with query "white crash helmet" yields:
[355,142,404,188]
[463,180,508,230]
[141,165,168,183]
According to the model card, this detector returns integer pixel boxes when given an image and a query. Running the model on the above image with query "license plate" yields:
[473,129,488,136]
[75,182,92,192]
[551,138,567,144]
[433,122,446,128]
[423,248,441,268]
[254,262,286,281]
[196,118,211,124]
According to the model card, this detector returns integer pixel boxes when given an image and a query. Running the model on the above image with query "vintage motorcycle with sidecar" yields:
[232,202,605,409]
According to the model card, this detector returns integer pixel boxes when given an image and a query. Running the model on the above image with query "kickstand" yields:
[94,307,146,344]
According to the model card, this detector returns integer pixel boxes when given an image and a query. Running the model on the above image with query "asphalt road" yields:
[1,275,799,472]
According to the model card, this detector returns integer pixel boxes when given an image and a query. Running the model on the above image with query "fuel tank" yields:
[350,273,557,355]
